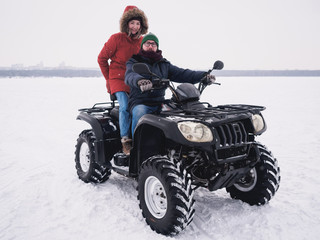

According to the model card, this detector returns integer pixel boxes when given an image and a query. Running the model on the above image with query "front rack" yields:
[160,103,265,119]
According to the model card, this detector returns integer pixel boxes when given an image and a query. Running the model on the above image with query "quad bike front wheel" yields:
[75,130,111,183]
[226,143,280,205]
[137,156,195,236]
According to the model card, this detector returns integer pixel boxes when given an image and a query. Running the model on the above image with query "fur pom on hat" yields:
[120,6,148,35]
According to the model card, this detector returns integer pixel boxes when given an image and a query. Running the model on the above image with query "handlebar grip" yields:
[152,79,170,88]
[200,75,212,85]
[200,75,207,82]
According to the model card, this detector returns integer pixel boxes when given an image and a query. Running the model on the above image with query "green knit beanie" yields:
[141,32,159,48]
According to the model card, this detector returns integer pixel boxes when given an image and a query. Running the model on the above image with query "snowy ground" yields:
[0,76,320,240]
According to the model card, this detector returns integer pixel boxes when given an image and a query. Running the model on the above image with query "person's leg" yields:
[131,104,159,136]
[114,92,131,138]
[114,92,132,155]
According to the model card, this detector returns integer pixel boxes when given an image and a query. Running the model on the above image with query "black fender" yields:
[77,112,121,167]
[134,114,214,147]
[133,110,265,147]
[77,112,105,140]
[129,114,214,175]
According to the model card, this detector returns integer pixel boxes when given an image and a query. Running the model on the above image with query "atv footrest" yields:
[114,153,129,166]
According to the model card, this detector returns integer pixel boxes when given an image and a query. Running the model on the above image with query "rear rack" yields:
[78,102,118,114]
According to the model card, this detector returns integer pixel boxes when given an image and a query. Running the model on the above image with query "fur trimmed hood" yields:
[120,6,148,35]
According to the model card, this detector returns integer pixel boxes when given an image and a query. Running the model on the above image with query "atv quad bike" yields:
[74,61,280,236]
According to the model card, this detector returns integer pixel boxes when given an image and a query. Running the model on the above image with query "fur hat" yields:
[120,6,148,35]
[141,32,159,48]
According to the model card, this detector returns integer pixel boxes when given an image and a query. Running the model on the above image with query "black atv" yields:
[74,61,280,236]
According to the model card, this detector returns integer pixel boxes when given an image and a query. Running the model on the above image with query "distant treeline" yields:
[215,70,320,77]
[1,69,320,78]
[0,69,102,78]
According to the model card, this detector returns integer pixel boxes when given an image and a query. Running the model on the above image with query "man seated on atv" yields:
[125,32,216,136]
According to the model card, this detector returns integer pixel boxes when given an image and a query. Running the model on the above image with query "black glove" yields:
[206,74,216,85]
[138,79,153,92]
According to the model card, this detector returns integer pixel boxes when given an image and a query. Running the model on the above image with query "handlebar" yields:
[133,60,224,94]
[197,60,224,93]
[151,78,170,89]
[199,75,221,85]
[150,73,220,94]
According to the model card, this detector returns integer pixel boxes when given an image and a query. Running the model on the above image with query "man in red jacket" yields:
[98,6,148,155]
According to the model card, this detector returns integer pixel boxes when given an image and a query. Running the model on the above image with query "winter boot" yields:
[121,137,132,155]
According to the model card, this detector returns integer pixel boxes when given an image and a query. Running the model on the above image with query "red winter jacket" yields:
[98,32,142,94]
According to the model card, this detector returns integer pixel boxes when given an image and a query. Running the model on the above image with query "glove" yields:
[206,74,216,85]
[138,79,153,92]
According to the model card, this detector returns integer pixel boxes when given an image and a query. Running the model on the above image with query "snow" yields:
[1,76,320,240]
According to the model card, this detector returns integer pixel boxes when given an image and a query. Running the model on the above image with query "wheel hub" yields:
[234,168,257,192]
[79,142,90,172]
[144,176,167,218]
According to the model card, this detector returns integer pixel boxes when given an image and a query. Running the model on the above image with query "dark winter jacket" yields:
[125,53,206,112]
[97,7,148,94]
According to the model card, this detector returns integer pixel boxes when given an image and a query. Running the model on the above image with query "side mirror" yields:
[132,63,160,78]
[213,60,224,70]
[132,63,153,75]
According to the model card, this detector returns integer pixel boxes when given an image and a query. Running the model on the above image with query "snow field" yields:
[1,76,320,240]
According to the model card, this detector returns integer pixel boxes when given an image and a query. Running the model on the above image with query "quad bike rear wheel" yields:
[137,156,195,236]
[226,143,280,205]
[75,130,111,183]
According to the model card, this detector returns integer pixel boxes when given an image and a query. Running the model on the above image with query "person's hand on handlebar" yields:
[138,79,153,92]
[206,74,216,85]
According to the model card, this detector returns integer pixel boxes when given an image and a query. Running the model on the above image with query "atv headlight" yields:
[251,114,265,134]
[177,121,213,142]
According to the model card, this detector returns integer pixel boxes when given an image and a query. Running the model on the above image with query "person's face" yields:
[142,40,158,52]
[128,20,141,35]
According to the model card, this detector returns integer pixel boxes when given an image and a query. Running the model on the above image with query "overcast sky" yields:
[1,0,319,70]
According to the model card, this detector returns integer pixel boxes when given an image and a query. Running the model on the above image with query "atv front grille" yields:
[215,122,248,147]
